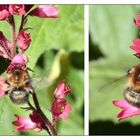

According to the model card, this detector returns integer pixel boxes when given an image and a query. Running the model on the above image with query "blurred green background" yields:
[89,5,140,135]
[0,5,84,135]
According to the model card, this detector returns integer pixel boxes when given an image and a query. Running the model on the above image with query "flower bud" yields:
[54,80,71,99]
[9,5,25,15]
[29,5,59,18]
[0,5,9,20]
[17,30,31,51]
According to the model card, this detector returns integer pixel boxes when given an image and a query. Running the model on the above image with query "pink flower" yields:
[9,5,25,15]
[17,30,31,51]
[130,39,140,58]
[134,14,140,28]
[51,99,72,124]
[0,5,10,20]
[29,5,59,18]
[54,80,71,99]
[12,112,44,132]
[0,31,12,59]
[113,100,140,120]
[7,53,28,72]
[0,76,9,98]
[12,53,28,64]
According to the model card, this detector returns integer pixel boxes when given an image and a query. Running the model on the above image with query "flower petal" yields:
[7,53,28,72]
[29,5,59,18]
[113,100,140,120]
[54,80,71,99]
[0,76,9,98]
[134,14,140,28]
[65,104,72,112]
[12,114,37,132]
[130,39,140,58]
[0,5,10,20]
[113,100,132,109]
[0,9,9,20]
[60,112,69,120]
[117,107,140,120]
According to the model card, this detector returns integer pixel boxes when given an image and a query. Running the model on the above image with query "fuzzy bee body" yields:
[9,87,30,104]
[124,64,140,107]
[124,86,140,107]
[7,66,33,105]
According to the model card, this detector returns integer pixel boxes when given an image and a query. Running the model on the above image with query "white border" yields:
[0,0,140,4]
[84,4,89,136]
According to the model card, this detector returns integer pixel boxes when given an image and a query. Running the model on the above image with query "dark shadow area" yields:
[36,52,45,69]
[90,120,140,135]
[70,51,84,70]
[89,35,104,61]
[36,49,57,69]
[0,57,10,74]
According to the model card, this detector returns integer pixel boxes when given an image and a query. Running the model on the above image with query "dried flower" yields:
[17,30,31,51]
[29,5,59,18]
[12,112,44,132]
[130,39,140,58]
[54,80,71,99]
[113,100,140,120]
[9,5,25,15]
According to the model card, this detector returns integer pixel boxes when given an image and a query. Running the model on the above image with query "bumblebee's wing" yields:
[31,75,54,91]
[98,74,127,92]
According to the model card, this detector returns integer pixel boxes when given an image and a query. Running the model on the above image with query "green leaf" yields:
[58,112,83,135]
[89,5,138,58]
[26,5,84,69]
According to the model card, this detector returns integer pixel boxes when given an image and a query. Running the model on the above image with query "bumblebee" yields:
[6,66,33,104]
[124,64,140,107]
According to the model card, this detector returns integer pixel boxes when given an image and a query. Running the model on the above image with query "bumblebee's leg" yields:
[5,79,10,85]
[20,101,36,111]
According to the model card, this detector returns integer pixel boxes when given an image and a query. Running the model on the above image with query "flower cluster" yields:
[0,4,72,135]
[113,12,140,120]
[12,112,44,132]
[51,80,72,124]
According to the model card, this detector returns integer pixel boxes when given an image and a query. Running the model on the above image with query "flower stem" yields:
[31,90,57,136]
[8,15,16,58]
[19,15,25,32]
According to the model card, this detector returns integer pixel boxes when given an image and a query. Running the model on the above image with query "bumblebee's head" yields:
[128,65,140,87]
